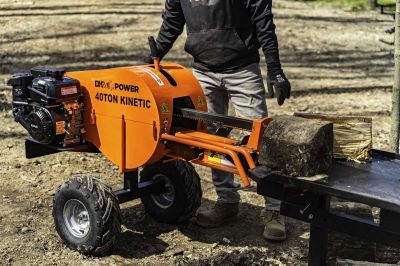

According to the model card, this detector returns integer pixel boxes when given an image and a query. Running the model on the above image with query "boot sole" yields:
[263,232,287,241]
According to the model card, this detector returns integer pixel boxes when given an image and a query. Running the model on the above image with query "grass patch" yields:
[378,0,395,5]
[295,0,395,11]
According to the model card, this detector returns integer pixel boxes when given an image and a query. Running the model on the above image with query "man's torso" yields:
[179,0,261,72]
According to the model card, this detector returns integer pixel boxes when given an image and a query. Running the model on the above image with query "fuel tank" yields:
[67,63,207,171]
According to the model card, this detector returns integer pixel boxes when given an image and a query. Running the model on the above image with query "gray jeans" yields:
[192,63,281,211]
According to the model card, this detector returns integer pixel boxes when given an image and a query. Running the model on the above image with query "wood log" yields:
[295,113,372,162]
[259,115,333,178]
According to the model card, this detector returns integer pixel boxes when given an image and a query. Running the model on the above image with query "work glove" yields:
[143,54,154,64]
[143,36,165,64]
[266,71,291,106]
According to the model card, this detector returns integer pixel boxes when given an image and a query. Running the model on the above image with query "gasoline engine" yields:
[8,67,84,146]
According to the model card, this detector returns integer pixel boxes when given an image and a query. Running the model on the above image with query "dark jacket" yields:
[156,0,281,72]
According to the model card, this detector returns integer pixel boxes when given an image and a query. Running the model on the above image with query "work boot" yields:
[196,202,239,228]
[263,210,286,241]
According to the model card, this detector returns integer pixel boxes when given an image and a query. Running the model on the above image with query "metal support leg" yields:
[380,209,400,233]
[124,170,138,190]
[114,170,165,203]
[308,196,330,266]
[376,209,400,262]
[309,224,328,266]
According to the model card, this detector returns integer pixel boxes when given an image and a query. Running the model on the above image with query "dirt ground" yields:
[0,0,397,265]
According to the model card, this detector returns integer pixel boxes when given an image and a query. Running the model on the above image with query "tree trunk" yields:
[390,0,400,153]
[368,0,378,9]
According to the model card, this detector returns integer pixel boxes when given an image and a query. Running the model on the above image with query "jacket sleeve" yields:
[244,0,282,74]
[156,0,186,59]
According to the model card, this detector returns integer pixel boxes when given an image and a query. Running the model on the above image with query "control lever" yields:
[148,36,161,72]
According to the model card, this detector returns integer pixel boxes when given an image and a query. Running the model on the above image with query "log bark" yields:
[259,115,333,177]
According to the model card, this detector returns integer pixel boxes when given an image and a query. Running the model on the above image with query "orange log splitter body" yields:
[65,63,271,187]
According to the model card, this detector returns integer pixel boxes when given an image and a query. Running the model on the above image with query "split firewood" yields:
[295,113,372,162]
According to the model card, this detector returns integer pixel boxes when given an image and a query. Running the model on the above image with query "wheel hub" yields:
[150,174,175,209]
[63,199,90,238]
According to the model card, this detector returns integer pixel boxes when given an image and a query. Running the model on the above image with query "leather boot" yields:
[263,210,286,241]
[196,202,239,228]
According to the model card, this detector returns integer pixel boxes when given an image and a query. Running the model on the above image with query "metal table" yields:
[249,149,400,265]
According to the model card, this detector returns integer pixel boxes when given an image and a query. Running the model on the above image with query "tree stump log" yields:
[259,115,333,178]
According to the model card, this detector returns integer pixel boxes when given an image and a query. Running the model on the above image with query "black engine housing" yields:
[8,67,84,146]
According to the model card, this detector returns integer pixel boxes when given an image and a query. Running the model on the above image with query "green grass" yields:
[296,0,395,11]
[378,0,395,5]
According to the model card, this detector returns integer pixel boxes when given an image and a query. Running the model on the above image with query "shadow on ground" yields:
[114,198,309,260]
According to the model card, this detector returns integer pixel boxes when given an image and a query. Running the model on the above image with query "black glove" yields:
[144,36,165,64]
[266,72,291,106]
[143,54,154,64]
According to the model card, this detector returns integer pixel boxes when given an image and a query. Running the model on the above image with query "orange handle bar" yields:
[174,132,256,169]
[161,133,251,187]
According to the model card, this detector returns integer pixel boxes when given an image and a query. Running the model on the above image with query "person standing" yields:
[148,0,291,241]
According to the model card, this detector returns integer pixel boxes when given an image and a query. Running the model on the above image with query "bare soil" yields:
[0,0,396,265]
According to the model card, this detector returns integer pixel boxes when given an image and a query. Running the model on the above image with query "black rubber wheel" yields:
[140,160,202,224]
[53,175,121,256]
